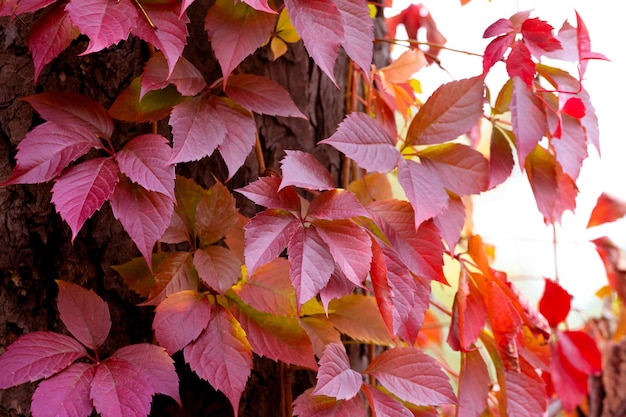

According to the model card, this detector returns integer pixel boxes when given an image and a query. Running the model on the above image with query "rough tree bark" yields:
[0,2,388,416]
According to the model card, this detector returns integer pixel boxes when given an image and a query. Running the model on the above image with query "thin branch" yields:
[254,133,267,176]
[374,38,484,58]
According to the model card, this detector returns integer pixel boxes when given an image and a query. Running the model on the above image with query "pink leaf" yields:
[0,0,55,15]
[320,113,400,173]
[2,122,102,185]
[28,3,79,82]
[482,18,514,38]
[131,6,189,76]
[284,0,344,84]
[288,225,335,305]
[153,290,212,355]
[116,134,175,200]
[225,74,306,118]
[314,219,372,286]
[237,175,302,212]
[293,388,367,417]
[193,246,241,294]
[205,0,276,83]
[244,209,299,274]
[510,77,547,164]
[141,52,207,99]
[502,358,546,417]
[112,343,180,405]
[488,127,514,189]
[362,384,414,417]
[482,33,514,74]
[183,304,252,415]
[23,92,114,139]
[306,189,369,220]
[56,281,111,350]
[575,11,609,77]
[65,0,137,55]
[0,332,87,389]
[396,158,449,228]
[457,349,490,417]
[280,150,335,191]
[31,363,96,417]
[109,175,174,266]
[241,0,275,13]
[334,0,373,75]
[213,97,257,179]
[506,41,535,87]
[319,265,357,312]
[364,347,456,406]
[406,76,485,146]
[90,358,155,417]
[551,115,587,181]
[51,157,120,241]
[432,195,465,250]
[312,344,362,400]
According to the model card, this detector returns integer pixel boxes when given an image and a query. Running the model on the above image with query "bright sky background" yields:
[387,0,625,320]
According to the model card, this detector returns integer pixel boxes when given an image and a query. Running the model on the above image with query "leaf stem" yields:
[254,133,267,176]
[374,38,484,58]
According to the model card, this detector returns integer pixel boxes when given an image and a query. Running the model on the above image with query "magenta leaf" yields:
[241,0,275,13]
[510,77,547,164]
[334,0,373,75]
[51,157,120,241]
[575,11,609,77]
[141,52,207,99]
[23,92,114,139]
[306,189,369,220]
[109,175,174,266]
[0,0,56,15]
[319,266,357,312]
[488,127,515,189]
[225,74,306,118]
[0,332,87,389]
[244,209,299,274]
[90,358,155,417]
[288,225,335,305]
[284,0,344,84]
[521,17,561,57]
[2,122,102,185]
[482,17,514,38]
[364,347,456,406]
[30,362,96,417]
[205,0,276,83]
[362,384,414,417]
[406,76,485,146]
[193,246,241,294]
[312,343,362,400]
[183,304,253,415]
[483,33,514,74]
[237,175,302,212]
[551,115,587,181]
[153,290,212,355]
[320,113,400,173]
[369,240,394,337]
[502,359,546,417]
[293,388,367,416]
[28,3,79,82]
[131,6,189,76]
[506,41,535,87]
[112,343,181,405]
[457,349,490,417]
[280,150,335,191]
[432,195,465,250]
[56,280,111,350]
[65,0,137,55]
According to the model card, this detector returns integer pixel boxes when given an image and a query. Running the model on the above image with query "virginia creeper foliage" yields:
[0,0,611,416]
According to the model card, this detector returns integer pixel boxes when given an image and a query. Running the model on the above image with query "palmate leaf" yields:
[225,74,306,118]
[361,384,414,417]
[457,349,490,417]
[300,316,342,359]
[195,180,238,247]
[30,363,96,417]
[240,0,275,14]
[333,0,373,76]
[0,332,87,389]
[432,194,465,250]
[538,278,572,328]
[327,294,394,346]
[0,0,55,15]
[141,52,206,99]
[244,209,299,274]
[499,357,546,417]
[506,41,535,87]
[237,175,302,212]
[447,270,487,352]
[312,344,362,400]
[488,127,515,189]
[293,388,367,417]
[280,150,335,191]
[143,251,198,306]
[108,77,185,123]
[319,265,356,312]
[306,189,369,220]
[184,304,253,415]
[193,246,241,294]
[234,258,296,316]
[56,280,111,350]
[482,33,514,74]
[510,77,547,165]
[521,17,561,58]
[369,239,394,337]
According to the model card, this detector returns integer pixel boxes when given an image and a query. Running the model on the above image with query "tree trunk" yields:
[0,3,388,416]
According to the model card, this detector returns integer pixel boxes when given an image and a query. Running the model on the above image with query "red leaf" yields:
[131,6,189,76]
[406,76,485,146]
[457,349,490,417]
[501,357,546,416]
[538,278,572,328]
[51,157,120,241]
[91,358,155,417]
[0,332,87,389]
[65,0,137,55]
[562,97,586,119]
[153,290,212,355]
[111,343,180,405]
[1,122,102,185]
[510,77,547,164]
[28,3,79,82]
[244,210,299,274]
[587,193,626,228]
[169,96,222,164]
[557,330,601,375]
[549,339,587,412]
[307,189,369,220]
[396,158,449,228]
[143,252,198,306]
[0,0,55,15]
[23,92,114,139]
[482,18,514,38]
[31,363,96,417]
[482,33,514,74]
[334,0,374,75]
[183,304,252,415]
[362,384,414,417]
[288,225,334,305]
[327,294,394,345]
[56,281,111,350]
[575,11,609,77]
[141,52,207,98]
[521,18,561,57]
[506,41,535,87]
[486,281,523,370]
[364,347,456,406]
[116,134,175,200]
[417,143,489,195]
[237,175,302,212]
[109,175,174,266]
[369,240,394,337]
[293,387,367,417]
[432,194,465,250]
[319,265,357,311]
[194,246,241,294]
[447,270,487,351]
[279,150,335,191]
[312,344,362,400]
[320,113,400,173]
[284,0,344,85]
[204,0,276,83]
[488,127,514,189]
[225,74,306,118]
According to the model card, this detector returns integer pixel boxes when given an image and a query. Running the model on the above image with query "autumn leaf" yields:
[280,150,335,191]
[108,77,185,123]
[312,343,362,400]
[225,74,306,118]
[538,278,572,328]
[30,363,95,417]
[587,193,626,228]
[293,388,367,416]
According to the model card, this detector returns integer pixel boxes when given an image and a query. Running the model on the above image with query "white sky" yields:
[387,0,625,319]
